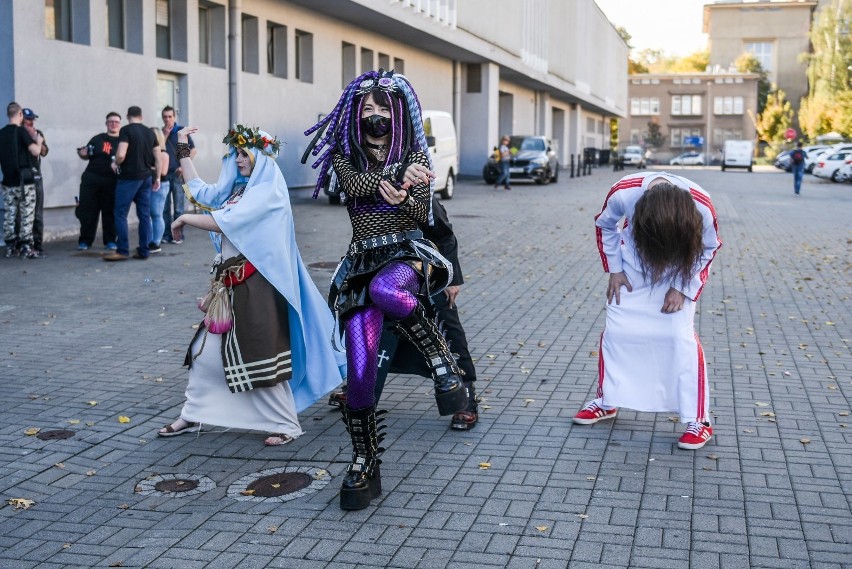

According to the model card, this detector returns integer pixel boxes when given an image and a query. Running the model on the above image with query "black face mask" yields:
[361,114,391,138]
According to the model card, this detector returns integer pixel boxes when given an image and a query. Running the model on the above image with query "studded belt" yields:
[349,230,423,254]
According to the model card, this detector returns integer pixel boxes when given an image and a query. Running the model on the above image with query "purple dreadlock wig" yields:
[301,69,436,223]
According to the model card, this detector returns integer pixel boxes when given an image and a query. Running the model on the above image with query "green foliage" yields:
[734,53,771,114]
[750,87,794,157]
[669,50,710,73]
[798,0,852,139]
[645,120,664,148]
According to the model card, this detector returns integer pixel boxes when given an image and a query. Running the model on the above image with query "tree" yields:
[669,50,710,73]
[798,0,852,139]
[618,26,650,75]
[750,87,794,159]
[645,120,664,149]
[734,52,771,114]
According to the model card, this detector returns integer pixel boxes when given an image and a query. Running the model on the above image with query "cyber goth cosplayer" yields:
[303,70,468,510]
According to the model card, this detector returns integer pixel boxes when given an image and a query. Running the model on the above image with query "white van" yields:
[722,140,754,172]
[422,110,459,199]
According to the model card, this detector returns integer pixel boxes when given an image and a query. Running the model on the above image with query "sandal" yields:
[264,433,294,446]
[450,410,478,430]
[157,420,200,437]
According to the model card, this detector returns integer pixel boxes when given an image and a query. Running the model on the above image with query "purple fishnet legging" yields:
[345,262,421,408]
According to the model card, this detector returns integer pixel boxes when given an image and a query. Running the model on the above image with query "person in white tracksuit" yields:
[573,172,722,450]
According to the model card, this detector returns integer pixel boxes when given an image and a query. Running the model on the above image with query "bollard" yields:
[577,155,583,177]
[570,154,575,178]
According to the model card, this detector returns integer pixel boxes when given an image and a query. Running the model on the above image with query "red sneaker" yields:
[572,401,618,425]
[678,422,713,450]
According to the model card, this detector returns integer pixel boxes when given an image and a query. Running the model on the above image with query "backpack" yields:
[792,149,804,164]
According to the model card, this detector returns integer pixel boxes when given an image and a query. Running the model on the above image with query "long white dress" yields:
[180,235,303,438]
[592,172,721,423]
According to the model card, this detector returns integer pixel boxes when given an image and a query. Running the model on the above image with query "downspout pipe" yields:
[228,0,241,125]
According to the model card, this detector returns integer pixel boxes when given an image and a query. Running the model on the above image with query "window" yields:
[342,42,356,88]
[713,128,744,145]
[745,41,773,72]
[198,3,210,64]
[295,30,314,83]
[586,117,596,133]
[198,1,225,67]
[672,95,702,116]
[45,0,72,41]
[713,96,744,115]
[378,53,390,71]
[45,0,89,44]
[670,127,702,147]
[630,97,660,116]
[106,0,124,48]
[156,0,171,58]
[242,14,259,73]
[360,48,374,74]
[267,22,287,78]
[393,58,405,74]
[466,63,481,93]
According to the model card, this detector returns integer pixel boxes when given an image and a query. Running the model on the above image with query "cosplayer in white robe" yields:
[593,172,721,423]
[179,141,346,436]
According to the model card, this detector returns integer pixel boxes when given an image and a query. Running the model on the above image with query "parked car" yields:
[669,151,705,166]
[622,145,646,168]
[836,156,852,183]
[482,135,559,185]
[812,151,852,181]
[774,150,792,171]
[722,140,754,172]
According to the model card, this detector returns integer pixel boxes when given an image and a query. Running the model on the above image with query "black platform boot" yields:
[340,405,385,510]
[395,304,468,416]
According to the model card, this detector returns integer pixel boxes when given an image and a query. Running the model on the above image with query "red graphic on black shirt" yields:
[102,141,113,155]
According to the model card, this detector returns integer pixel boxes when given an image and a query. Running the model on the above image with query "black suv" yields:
[483,135,559,185]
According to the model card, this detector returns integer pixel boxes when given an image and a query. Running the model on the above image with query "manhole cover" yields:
[135,473,215,497]
[229,466,331,502]
[154,479,200,493]
[36,429,75,440]
[308,261,340,270]
[247,472,312,497]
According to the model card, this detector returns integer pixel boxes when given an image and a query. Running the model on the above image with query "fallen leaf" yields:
[118,504,130,510]
[54,463,65,469]
[743,429,754,433]
[586,476,596,481]
[523,399,535,407]
[667,416,679,422]
[481,405,491,410]
[62,543,71,549]
[109,562,123,567]
[707,454,718,461]
[87,401,98,406]
[8,498,35,510]
[589,351,598,356]
[85,421,95,426]
[800,438,811,444]
[23,427,40,436]
[313,469,328,480]
[702,466,713,471]
[67,419,80,425]
[760,412,776,417]
[839,412,849,417]
[118,416,131,424]
[86,470,96,476]
[271,483,281,489]
[478,462,491,470]
[267,526,278,534]
[535,525,549,531]
[827,385,837,390]
[825,321,835,326]
[755,402,769,407]
[576,514,589,520]
[240,489,256,496]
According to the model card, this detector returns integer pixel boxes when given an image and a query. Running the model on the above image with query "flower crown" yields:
[223,125,281,157]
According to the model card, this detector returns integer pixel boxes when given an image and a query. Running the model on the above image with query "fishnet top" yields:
[332,151,431,243]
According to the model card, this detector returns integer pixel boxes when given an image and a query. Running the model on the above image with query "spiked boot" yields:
[340,405,386,510]
[395,303,468,415]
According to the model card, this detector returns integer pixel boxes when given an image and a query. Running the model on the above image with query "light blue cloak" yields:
[186,145,346,412]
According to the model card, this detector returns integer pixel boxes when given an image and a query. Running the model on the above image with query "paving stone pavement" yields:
[0,165,849,569]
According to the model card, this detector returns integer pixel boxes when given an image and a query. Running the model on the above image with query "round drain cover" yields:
[155,479,200,493]
[36,430,75,440]
[308,261,339,270]
[247,472,312,497]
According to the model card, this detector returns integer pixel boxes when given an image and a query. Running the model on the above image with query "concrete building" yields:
[621,71,760,163]
[703,0,821,115]
[0,0,626,240]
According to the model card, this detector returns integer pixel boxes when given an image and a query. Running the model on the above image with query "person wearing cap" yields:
[0,102,44,259]
[21,108,49,257]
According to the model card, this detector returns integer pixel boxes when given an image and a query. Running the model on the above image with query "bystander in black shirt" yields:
[118,123,157,180]
[84,133,120,179]
[0,124,36,187]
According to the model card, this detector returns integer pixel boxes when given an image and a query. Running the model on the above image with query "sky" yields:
[595,0,710,57]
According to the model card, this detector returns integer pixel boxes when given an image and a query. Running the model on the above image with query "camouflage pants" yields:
[3,183,36,246]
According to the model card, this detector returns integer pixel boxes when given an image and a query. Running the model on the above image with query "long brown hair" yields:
[632,183,703,289]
